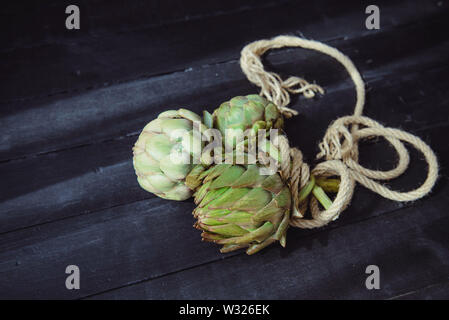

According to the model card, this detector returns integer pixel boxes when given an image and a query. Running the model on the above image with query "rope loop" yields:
[241,35,439,228]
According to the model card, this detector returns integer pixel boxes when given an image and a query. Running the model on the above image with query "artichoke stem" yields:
[316,178,340,193]
[298,175,315,203]
[312,185,333,210]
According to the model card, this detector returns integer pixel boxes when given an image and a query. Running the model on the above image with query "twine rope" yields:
[240,35,439,229]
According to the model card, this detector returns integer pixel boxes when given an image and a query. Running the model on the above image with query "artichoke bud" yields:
[212,94,283,148]
[133,108,204,201]
[186,164,291,255]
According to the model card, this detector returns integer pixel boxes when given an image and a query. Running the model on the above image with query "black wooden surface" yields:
[1,0,449,300]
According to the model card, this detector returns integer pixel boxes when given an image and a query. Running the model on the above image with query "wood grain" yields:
[0,1,444,102]
[1,123,448,299]
[1,15,448,162]
[90,181,449,299]
[1,0,448,299]
[1,57,448,235]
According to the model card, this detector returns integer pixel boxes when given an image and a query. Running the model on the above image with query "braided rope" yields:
[240,35,439,229]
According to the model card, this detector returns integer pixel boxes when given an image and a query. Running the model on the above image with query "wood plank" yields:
[0,123,447,299]
[1,0,448,300]
[3,0,286,49]
[90,186,449,299]
[1,0,445,102]
[1,43,448,235]
[1,15,449,162]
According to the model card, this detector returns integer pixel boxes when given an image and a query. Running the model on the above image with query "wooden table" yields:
[1,0,448,299]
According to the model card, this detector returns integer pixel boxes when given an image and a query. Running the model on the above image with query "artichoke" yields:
[186,163,291,255]
[133,109,203,201]
[205,95,283,147]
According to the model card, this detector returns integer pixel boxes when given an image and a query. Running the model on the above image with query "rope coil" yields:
[240,35,439,229]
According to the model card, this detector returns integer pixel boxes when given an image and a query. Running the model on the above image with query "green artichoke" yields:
[205,95,283,147]
[186,163,291,255]
[133,109,203,201]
